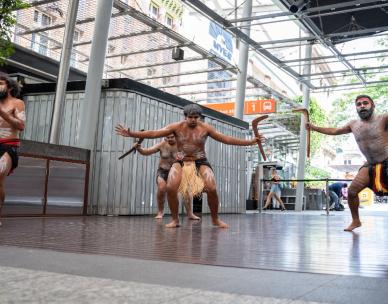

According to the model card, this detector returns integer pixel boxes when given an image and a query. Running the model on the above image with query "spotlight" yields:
[289,0,309,14]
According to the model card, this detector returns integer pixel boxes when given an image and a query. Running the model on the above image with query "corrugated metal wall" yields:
[23,89,248,215]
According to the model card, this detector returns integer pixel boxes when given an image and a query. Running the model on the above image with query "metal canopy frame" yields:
[11,0,388,155]
[185,0,388,92]
[15,0,301,108]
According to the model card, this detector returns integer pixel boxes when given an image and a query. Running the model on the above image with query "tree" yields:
[330,37,388,125]
[0,0,29,65]
[295,96,328,157]
[294,96,331,186]
[330,76,388,127]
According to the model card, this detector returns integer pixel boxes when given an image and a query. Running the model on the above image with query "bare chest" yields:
[159,145,177,160]
[352,118,386,142]
[175,128,208,146]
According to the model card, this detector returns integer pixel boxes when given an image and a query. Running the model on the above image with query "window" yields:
[31,32,49,56]
[166,15,173,28]
[149,2,159,19]
[34,10,39,22]
[31,10,51,56]
[33,10,51,26]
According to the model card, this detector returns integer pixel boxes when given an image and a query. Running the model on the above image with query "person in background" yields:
[263,168,286,211]
[328,182,348,211]
[0,73,26,227]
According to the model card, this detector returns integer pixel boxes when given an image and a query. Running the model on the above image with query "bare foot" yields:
[344,220,362,231]
[154,213,164,219]
[212,219,229,228]
[165,219,180,228]
[188,213,201,220]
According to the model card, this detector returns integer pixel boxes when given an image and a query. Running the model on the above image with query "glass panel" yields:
[3,156,46,215]
[46,161,85,215]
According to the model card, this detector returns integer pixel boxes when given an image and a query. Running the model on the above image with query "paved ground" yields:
[1,210,388,303]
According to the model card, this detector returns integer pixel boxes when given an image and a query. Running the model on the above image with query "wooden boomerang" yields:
[292,108,310,158]
[252,115,268,161]
[118,130,145,160]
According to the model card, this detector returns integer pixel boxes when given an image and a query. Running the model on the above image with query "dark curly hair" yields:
[0,72,21,98]
[183,104,203,117]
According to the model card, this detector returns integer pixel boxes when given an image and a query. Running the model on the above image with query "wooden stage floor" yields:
[1,212,387,278]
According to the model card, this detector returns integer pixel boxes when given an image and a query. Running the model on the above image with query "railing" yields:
[259,178,353,215]
[3,140,90,217]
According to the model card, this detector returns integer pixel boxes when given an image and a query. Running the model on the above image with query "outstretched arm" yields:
[115,123,176,139]
[136,142,162,156]
[207,124,264,146]
[307,122,352,135]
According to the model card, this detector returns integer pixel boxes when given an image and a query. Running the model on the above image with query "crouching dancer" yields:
[116,104,263,228]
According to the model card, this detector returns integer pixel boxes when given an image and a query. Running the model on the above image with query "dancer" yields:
[306,95,388,231]
[0,73,25,227]
[116,104,263,228]
[135,134,200,220]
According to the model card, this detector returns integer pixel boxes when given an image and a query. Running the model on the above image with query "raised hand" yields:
[305,122,314,131]
[250,134,266,145]
[115,124,131,137]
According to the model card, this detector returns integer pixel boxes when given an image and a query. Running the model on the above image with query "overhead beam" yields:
[135,67,236,81]
[228,0,383,23]
[302,65,388,77]
[107,56,211,72]
[18,11,127,35]
[72,28,162,48]
[176,85,256,96]
[297,16,367,84]
[315,79,388,90]
[282,48,388,64]
[182,0,314,89]
[157,77,237,89]
[105,43,193,59]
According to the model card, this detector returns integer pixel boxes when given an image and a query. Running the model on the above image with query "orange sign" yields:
[203,99,276,116]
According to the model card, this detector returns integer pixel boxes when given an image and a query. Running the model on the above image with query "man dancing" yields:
[0,73,26,226]
[116,104,263,228]
[307,95,388,231]
[135,134,200,220]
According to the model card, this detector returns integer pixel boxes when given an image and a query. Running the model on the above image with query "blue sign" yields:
[209,22,233,62]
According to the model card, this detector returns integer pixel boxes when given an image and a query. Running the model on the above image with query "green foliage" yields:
[294,96,327,157]
[330,75,388,127]
[293,96,330,186]
[304,164,331,188]
[0,0,30,65]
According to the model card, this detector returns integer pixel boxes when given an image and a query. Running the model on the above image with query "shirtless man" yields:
[306,95,388,231]
[116,104,263,228]
[135,134,200,220]
[0,73,26,226]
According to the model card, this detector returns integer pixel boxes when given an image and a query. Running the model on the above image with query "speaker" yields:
[172,47,184,61]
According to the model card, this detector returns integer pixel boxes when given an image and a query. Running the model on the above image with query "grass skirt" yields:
[178,161,204,200]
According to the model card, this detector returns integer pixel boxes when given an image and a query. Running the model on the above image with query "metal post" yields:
[295,42,313,211]
[77,0,114,149]
[259,178,264,212]
[325,178,330,216]
[234,0,252,119]
[49,0,80,144]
